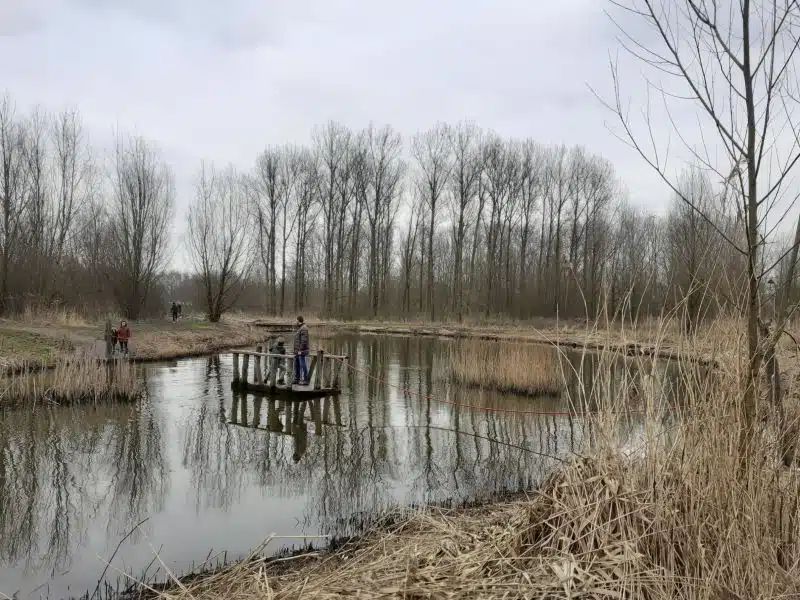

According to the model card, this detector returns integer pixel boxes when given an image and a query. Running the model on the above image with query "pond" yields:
[0,333,683,599]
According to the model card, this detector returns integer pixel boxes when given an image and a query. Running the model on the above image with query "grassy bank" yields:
[0,312,269,373]
[140,325,800,599]
[449,339,563,395]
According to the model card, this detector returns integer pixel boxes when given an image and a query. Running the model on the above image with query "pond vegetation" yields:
[0,358,142,406]
[448,340,564,396]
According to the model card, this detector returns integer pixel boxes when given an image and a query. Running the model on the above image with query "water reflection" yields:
[0,334,676,599]
[0,399,167,576]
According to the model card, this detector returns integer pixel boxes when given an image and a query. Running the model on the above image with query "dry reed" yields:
[0,358,143,406]
[449,339,563,396]
[143,321,800,599]
[18,303,89,327]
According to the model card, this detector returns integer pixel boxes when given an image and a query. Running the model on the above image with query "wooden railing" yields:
[231,346,347,394]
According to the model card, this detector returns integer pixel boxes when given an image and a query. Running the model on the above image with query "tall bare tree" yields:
[413,123,452,321]
[0,96,28,315]
[188,163,252,322]
[606,0,800,457]
[109,135,173,319]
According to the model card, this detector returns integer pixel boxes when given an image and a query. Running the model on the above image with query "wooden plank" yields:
[242,354,250,386]
[233,353,240,384]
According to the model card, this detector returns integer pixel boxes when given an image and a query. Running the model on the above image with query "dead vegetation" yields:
[0,358,143,406]
[449,339,564,396]
[142,327,800,599]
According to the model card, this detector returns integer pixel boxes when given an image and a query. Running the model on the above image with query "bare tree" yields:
[109,134,173,319]
[0,96,28,315]
[362,124,404,317]
[606,0,800,457]
[448,122,482,322]
[253,147,281,314]
[188,163,252,322]
[413,123,452,321]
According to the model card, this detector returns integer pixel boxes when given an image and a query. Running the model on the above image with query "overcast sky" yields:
[0,0,686,267]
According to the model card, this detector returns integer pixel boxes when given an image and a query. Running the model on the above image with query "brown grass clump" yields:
[449,340,563,396]
[0,359,143,406]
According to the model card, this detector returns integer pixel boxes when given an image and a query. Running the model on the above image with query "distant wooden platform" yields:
[231,347,347,399]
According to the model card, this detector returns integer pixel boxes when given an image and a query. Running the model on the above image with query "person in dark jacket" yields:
[170,302,178,322]
[268,337,287,385]
[293,316,310,385]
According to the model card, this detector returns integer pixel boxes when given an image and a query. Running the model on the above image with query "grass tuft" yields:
[0,358,143,406]
[449,339,563,396]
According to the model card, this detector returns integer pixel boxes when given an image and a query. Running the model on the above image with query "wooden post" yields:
[254,346,263,385]
[242,354,250,388]
[333,357,345,389]
[307,354,317,387]
[253,396,263,428]
[268,353,277,387]
[314,350,324,390]
[233,353,240,386]
[231,393,240,424]
[240,392,248,426]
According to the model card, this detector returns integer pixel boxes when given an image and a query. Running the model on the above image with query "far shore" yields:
[0,312,748,376]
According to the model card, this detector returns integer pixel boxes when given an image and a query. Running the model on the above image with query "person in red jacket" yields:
[117,320,131,355]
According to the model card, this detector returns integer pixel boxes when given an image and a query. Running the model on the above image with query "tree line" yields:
[0,92,780,325]
[0,95,173,319]
[190,120,750,327]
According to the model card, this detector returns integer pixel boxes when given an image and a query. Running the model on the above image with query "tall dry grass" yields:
[449,339,563,395]
[143,319,800,599]
[0,358,143,406]
[17,303,89,327]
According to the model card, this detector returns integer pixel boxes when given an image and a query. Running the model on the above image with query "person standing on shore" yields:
[117,320,131,355]
[293,316,310,385]
[170,302,178,322]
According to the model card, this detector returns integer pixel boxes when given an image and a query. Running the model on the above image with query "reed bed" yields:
[449,339,563,396]
[144,326,800,599]
[0,358,143,406]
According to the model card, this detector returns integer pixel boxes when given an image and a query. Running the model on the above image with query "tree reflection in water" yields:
[0,334,678,598]
[0,397,167,574]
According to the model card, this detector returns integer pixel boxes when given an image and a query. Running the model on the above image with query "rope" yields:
[332,356,646,418]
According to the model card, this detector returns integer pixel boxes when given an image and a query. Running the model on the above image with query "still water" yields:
[0,334,677,599]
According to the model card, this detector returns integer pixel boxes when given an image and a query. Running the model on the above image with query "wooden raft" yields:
[231,346,347,398]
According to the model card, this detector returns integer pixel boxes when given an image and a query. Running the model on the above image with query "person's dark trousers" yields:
[294,353,309,383]
[120,341,128,354]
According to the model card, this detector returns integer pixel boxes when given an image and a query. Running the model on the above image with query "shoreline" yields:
[1,314,729,378]
[253,317,722,367]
